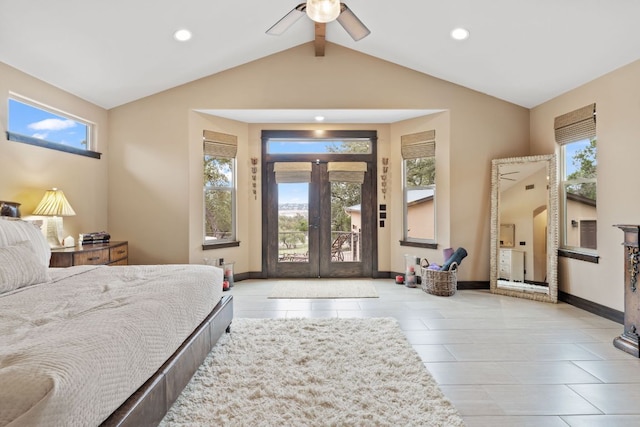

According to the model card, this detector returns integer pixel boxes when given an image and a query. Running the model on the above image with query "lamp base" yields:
[43,216,64,248]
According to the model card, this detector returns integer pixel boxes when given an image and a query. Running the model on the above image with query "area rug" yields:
[268,279,379,299]
[160,318,464,427]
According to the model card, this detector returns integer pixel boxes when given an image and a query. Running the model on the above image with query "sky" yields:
[8,99,88,149]
[279,182,309,205]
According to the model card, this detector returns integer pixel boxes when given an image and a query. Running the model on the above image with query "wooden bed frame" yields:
[101,294,233,427]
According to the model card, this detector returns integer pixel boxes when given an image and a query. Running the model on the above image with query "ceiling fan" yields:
[266,1,371,42]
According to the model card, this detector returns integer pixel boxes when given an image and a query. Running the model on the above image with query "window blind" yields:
[203,130,238,158]
[401,130,436,159]
[327,162,367,183]
[554,103,596,145]
[274,162,312,183]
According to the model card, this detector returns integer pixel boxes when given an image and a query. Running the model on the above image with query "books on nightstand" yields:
[80,231,111,244]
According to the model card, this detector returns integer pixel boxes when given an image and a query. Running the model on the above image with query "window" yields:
[7,97,99,158]
[401,130,436,245]
[561,138,597,250]
[267,138,371,154]
[555,104,597,253]
[203,130,237,247]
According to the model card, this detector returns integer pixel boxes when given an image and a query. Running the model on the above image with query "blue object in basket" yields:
[440,247,467,271]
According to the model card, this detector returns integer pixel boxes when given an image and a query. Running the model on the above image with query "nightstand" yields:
[50,241,128,267]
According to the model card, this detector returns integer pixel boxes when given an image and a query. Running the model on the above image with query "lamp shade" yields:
[33,188,76,216]
[306,0,340,23]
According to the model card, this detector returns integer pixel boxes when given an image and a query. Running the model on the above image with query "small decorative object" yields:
[223,262,235,288]
[405,265,417,288]
[380,157,389,199]
[63,235,75,248]
[251,157,259,200]
[0,201,21,217]
[395,275,404,285]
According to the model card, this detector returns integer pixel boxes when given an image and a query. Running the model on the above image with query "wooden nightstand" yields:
[50,241,128,267]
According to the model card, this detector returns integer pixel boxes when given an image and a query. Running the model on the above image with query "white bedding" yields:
[0,264,223,427]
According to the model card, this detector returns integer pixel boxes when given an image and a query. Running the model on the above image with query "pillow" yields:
[0,217,51,267]
[0,241,50,294]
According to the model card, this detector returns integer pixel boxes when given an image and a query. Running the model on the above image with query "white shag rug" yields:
[160,318,464,427]
[268,280,379,299]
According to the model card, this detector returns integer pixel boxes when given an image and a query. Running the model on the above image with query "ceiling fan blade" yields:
[266,3,306,36]
[336,4,370,41]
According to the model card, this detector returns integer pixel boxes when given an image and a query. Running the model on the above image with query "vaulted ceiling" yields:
[2,0,639,115]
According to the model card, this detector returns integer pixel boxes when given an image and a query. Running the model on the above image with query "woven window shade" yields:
[203,130,238,158]
[327,162,367,183]
[554,103,596,145]
[274,162,312,183]
[401,130,436,159]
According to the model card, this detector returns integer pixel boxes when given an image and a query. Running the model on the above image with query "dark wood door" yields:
[265,161,374,278]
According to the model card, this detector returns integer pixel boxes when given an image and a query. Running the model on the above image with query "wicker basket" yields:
[420,261,458,297]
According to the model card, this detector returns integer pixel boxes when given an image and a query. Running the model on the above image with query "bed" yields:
[0,218,233,426]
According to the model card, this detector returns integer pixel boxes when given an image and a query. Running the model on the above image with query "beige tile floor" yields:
[229,278,640,427]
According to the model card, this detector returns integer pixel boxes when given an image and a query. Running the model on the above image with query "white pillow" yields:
[0,241,50,294]
[0,217,51,267]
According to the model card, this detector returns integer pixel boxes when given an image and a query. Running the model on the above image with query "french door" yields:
[262,131,377,278]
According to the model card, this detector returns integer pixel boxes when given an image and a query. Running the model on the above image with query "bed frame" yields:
[101,294,233,427]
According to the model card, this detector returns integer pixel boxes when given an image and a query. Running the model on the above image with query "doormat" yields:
[268,279,379,299]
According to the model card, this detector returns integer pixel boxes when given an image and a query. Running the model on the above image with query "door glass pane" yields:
[331,181,361,262]
[268,138,371,154]
[278,183,309,263]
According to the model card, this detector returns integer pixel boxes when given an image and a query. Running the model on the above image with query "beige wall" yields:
[530,59,640,311]
[3,40,635,311]
[108,42,530,280]
[0,62,109,238]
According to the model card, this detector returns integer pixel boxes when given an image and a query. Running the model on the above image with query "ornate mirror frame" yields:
[490,154,559,303]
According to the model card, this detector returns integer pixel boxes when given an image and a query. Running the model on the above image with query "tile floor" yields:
[229,278,640,426]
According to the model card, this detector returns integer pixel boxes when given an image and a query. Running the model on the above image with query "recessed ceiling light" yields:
[450,27,469,41]
[173,29,192,42]
[315,115,325,122]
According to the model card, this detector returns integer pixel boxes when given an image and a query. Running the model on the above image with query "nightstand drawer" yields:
[110,244,128,262]
[50,241,129,267]
[74,248,109,265]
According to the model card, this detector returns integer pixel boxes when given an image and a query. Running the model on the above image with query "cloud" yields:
[32,132,49,139]
[28,118,76,132]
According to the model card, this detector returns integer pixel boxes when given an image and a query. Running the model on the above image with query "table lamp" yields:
[32,188,76,248]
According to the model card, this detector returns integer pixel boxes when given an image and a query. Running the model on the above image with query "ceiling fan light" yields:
[306,0,340,23]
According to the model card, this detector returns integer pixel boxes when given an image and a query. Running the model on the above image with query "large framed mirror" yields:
[490,154,558,303]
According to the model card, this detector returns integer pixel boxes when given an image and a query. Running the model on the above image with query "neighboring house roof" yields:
[407,189,434,206]
[567,192,597,207]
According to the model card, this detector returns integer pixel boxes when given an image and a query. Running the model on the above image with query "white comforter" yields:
[0,264,223,427]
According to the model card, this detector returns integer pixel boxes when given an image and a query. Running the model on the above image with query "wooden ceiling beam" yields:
[315,22,326,57]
